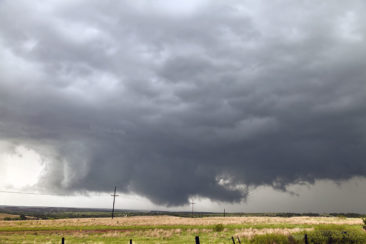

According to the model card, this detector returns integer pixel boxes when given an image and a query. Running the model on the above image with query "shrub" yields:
[213,224,224,232]
[362,217,366,226]
[307,229,366,244]
[250,234,291,244]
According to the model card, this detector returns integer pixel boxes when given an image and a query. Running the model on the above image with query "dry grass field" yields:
[0,215,365,243]
[0,215,362,228]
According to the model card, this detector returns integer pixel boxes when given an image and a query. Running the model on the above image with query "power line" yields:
[0,189,137,200]
[0,190,112,197]
[0,190,65,196]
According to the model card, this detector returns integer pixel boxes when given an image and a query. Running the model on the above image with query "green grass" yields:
[2,227,365,244]
[1,230,365,244]
[1,228,244,244]
[303,224,366,244]
[0,234,233,244]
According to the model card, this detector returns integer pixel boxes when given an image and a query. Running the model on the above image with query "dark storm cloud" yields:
[1,0,366,205]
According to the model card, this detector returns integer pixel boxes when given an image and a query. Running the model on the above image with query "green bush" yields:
[19,214,27,220]
[250,234,292,244]
[307,229,366,244]
[362,217,366,226]
[213,224,224,232]
[248,227,366,244]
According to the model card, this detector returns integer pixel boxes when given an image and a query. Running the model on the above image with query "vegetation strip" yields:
[0,224,303,232]
[0,223,353,233]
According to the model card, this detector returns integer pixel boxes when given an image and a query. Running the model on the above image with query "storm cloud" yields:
[1,0,366,206]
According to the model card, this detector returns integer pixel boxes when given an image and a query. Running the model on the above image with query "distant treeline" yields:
[169,212,365,218]
[0,206,364,220]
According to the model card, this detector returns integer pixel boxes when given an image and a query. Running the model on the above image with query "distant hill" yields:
[0,205,364,220]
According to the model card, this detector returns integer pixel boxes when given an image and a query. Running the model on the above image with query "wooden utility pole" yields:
[190,201,196,218]
[111,186,119,219]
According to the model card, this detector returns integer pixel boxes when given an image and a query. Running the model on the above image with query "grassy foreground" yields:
[0,216,365,243]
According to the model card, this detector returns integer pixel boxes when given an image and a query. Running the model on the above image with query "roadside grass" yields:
[1,227,366,244]
[0,233,236,244]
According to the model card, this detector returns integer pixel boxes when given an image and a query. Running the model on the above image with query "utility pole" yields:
[190,201,196,218]
[111,186,119,219]
[224,208,225,217]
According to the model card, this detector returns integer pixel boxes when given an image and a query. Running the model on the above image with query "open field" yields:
[0,216,366,243]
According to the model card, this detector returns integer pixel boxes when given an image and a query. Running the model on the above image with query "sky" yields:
[0,0,366,213]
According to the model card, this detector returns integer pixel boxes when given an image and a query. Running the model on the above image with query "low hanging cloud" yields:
[0,0,366,206]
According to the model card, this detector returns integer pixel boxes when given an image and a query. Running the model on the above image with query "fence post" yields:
[195,236,200,244]
[231,236,236,244]
[237,237,241,244]
[304,234,308,244]
[61,237,65,244]
[328,237,332,244]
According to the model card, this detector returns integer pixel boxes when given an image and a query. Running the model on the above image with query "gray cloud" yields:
[0,0,366,206]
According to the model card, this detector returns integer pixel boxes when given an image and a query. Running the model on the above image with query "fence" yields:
[61,234,311,243]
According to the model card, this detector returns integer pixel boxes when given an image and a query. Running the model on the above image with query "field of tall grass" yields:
[0,215,365,243]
